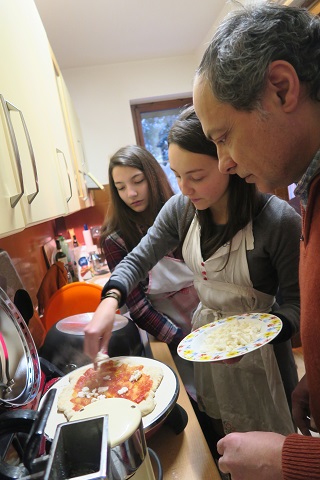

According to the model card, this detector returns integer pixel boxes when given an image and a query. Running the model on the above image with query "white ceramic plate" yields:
[40,356,179,440]
[177,313,282,362]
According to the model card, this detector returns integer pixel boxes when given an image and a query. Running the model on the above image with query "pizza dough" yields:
[57,357,163,420]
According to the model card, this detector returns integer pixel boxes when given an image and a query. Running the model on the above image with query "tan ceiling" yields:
[34,0,227,69]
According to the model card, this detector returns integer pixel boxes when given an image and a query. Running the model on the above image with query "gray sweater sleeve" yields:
[106,194,192,300]
[248,195,301,339]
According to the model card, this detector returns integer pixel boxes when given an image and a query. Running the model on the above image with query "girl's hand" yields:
[83,297,118,365]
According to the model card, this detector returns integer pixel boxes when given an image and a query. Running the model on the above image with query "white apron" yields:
[182,217,294,435]
[146,256,198,336]
[147,256,199,400]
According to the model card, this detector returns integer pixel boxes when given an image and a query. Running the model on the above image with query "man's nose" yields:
[218,151,237,174]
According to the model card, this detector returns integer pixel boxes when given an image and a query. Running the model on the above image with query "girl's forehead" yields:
[113,166,143,182]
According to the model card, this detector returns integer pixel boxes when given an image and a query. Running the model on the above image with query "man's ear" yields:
[267,60,300,112]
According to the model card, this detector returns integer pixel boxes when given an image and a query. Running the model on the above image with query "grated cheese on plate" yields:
[200,319,262,353]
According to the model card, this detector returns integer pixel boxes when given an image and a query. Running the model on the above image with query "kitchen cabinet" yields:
[54,71,93,209]
[0,0,91,239]
[39,52,83,215]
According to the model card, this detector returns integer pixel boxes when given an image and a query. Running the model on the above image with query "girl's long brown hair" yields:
[100,145,174,251]
[168,106,263,261]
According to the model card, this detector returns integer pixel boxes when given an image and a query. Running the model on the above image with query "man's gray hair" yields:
[197,4,320,110]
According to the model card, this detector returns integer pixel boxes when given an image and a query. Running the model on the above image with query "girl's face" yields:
[112,166,149,213]
[169,144,230,222]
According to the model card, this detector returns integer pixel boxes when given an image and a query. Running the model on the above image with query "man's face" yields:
[193,76,299,192]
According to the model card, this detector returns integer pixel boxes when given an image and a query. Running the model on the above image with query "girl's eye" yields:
[134,179,144,185]
[192,177,204,182]
[116,186,125,191]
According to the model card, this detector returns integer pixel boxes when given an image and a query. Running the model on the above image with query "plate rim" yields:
[177,312,283,362]
[40,355,179,439]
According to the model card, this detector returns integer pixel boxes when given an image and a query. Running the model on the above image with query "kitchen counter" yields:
[148,340,221,480]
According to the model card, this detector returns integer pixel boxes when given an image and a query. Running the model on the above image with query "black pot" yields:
[39,313,145,374]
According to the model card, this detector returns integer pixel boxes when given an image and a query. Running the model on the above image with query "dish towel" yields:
[37,262,68,317]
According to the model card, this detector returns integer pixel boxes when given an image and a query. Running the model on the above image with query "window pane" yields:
[141,108,182,193]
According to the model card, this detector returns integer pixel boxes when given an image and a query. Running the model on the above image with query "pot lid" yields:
[0,287,40,407]
[55,313,128,336]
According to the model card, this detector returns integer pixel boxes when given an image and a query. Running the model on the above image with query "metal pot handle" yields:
[23,388,57,473]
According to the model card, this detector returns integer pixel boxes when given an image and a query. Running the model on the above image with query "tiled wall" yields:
[0,187,110,308]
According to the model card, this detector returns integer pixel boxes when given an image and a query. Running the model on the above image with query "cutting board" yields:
[42,239,56,269]
[0,250,24,302]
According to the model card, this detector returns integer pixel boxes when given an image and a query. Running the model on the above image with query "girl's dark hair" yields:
[100,145,174,251]
[168,105,262,260]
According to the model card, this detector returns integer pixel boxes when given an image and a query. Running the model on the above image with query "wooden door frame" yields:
[130,97,192,146]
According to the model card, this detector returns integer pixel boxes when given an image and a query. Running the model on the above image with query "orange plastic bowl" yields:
[42,282,102,332]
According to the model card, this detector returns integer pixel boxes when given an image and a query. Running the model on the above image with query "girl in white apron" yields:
[183,219,294,434]
[93,145,199,395]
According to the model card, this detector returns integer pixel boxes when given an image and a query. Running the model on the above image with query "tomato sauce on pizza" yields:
[58,358,164,420]
[70,361,154,412]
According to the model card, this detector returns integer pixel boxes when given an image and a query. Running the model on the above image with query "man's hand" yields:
[217,431,285,480]
[291,374,313,435]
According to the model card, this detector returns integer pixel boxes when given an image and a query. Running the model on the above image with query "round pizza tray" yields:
[40,356,179,440]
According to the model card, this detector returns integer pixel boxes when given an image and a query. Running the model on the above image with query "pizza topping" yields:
[117,387,129,395]
[130,370,142,382]
[97,386,109,393]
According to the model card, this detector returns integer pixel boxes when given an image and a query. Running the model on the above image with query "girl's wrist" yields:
[101,290,121,306]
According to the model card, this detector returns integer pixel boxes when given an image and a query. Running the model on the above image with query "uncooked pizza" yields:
[57,357,163,420]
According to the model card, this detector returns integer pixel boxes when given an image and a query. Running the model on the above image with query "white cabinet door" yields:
[0,0,67,237]
[41,54,82,214]
[59,76,94,209]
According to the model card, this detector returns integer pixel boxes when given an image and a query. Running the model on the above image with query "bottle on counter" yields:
[82,224,94,250]
[55,239,67,265]
[55,239,72,283]
[73,234,79,248]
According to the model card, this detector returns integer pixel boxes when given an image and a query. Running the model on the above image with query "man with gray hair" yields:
[193,3,320,479]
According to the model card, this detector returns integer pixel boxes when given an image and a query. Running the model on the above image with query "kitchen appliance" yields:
[54,398,162,480]
[40,355,179,441]
[0,281,163,479]
[0,285,65,479]
[0,395,162,479]
[39,313,145,374]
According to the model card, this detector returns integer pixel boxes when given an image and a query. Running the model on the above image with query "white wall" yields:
[63,0,268,187]
[196,0,268,62]
[63,54,197,185]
